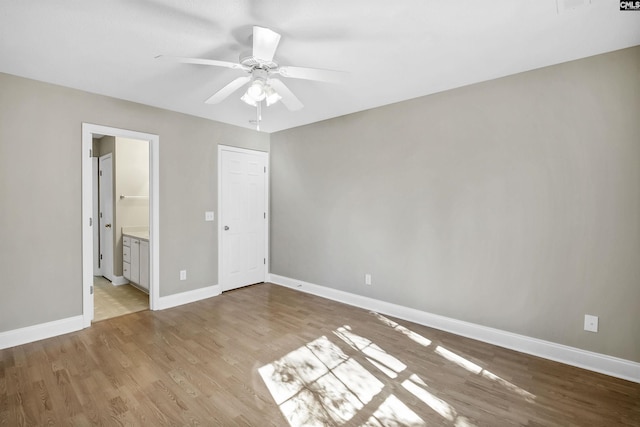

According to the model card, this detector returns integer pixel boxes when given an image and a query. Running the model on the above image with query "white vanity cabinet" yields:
[130,238,140,284]
[123,236,131,279]
[123,233,149,292]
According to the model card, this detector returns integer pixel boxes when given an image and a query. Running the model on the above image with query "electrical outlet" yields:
[205,211,215,221]
[584,314,598,332]
[180,270,187,281]
[365,274,372,285]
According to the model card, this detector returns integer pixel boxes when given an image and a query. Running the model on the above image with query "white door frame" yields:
[217,144,269,291]
[82,123,160,327]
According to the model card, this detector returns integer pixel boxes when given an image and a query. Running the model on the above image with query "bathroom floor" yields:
[93,276,148,322]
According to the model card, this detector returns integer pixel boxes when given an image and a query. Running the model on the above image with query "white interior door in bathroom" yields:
[92,158,100,276]
[99,154,114,282]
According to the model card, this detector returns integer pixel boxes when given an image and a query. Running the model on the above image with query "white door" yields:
[92,158,101,276]
[99,154,114,282]
[220,147,267,291]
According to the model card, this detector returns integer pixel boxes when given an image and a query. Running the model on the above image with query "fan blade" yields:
[205,76,252,104]
[268,79,303,111]
[156,55,248,71]
[252,26,281,62]
[277,65,346,83]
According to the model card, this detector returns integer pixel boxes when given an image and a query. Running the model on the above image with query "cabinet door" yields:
[123,262,131,280]
[123,245,131,263]
[131,238,140,284]
[139,240,149,291]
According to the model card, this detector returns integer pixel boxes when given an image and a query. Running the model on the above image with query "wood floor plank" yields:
[0,283,638,426]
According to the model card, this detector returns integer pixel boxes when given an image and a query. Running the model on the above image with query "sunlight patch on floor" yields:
[371,312,432,347]
[334,325,407,378]
[259,335,384,425]
[435,346,483,374]
[436,345,535,402]
[480,370,536,403]
[363,395,425,427]
[403,374,455,420]
[259,321,536,426]
[372,311,536,404]
[403,374,477,426]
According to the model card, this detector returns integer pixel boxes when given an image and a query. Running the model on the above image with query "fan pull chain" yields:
[256,102,262,131]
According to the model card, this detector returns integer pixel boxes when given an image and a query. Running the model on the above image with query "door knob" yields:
[105,224,112,228]
[224,226,229,230]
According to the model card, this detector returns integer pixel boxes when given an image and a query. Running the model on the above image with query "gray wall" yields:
[270,46,640,362]
[114,137,149,277]
[0,72,268,332]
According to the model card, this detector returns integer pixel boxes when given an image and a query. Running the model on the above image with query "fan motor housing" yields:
[240,51,278,70]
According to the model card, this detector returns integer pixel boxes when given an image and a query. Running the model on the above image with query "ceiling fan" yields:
[157,26,345,116]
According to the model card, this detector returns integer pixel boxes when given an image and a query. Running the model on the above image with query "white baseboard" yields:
[0,315,84,350]
[111,276,129,286]
[156,284,221,310]
[1,283,221,349]
[268,274,640,383]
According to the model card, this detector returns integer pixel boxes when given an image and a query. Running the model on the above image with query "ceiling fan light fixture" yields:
[265,85,282,106]
[246,79,266,101]
[240,92,258,107]
[159,25,347,116]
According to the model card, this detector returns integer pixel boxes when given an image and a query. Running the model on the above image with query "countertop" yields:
[123,231,149,241]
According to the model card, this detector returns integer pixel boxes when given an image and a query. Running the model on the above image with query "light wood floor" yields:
[93,276,148,322]
[1,283,638,426]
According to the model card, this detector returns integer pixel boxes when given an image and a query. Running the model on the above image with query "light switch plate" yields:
[180,270,187,281]
[205,211,215,221]
[584,314,598,332]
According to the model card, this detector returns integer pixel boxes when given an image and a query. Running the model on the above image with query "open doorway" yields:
[82,124,160,327]
[93,136,150,321]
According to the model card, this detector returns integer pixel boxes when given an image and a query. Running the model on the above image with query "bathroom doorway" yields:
[92,135,150,321]
[82,124,160,327]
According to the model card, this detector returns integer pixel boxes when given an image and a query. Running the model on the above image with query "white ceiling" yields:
[1,1,639,133]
